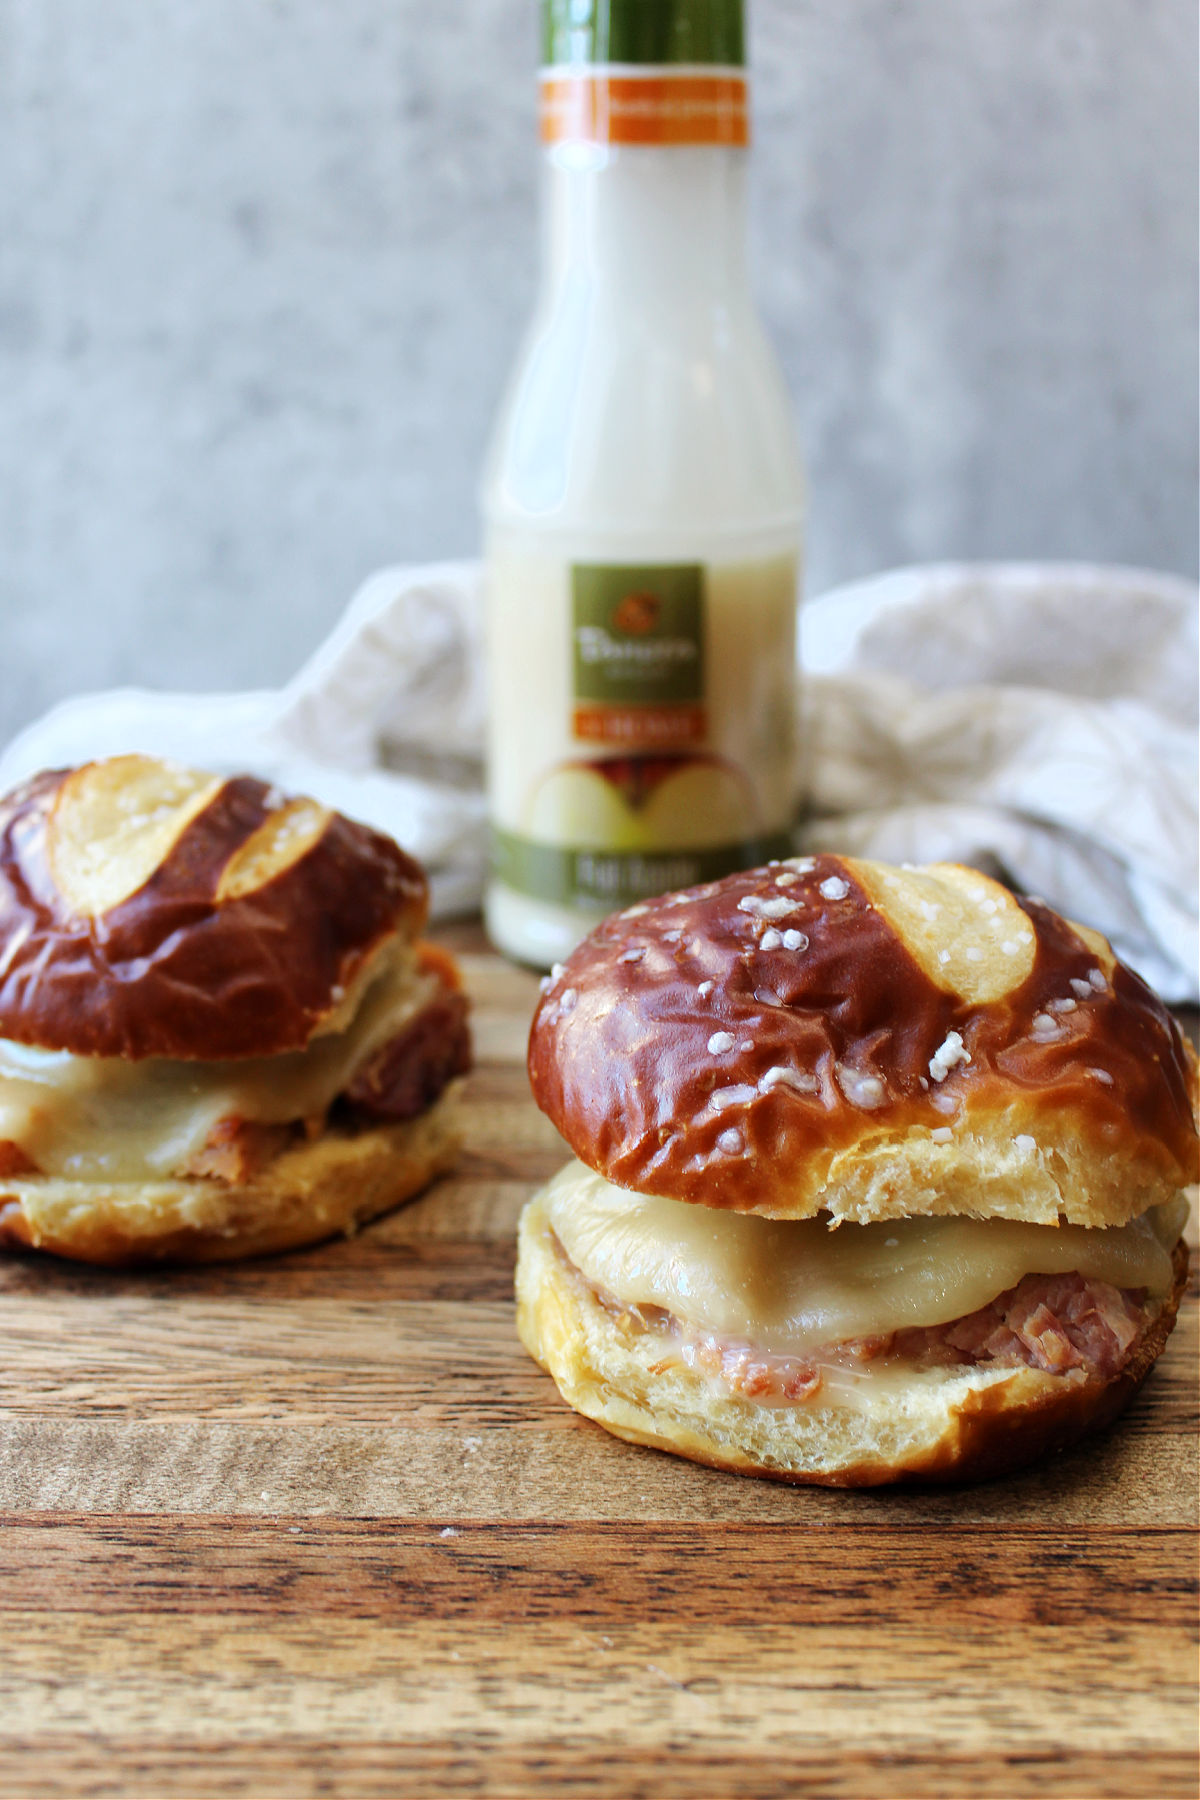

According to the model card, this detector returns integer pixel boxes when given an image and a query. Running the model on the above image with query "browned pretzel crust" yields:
[529,856,1197,1226]
[0,760,427,1060]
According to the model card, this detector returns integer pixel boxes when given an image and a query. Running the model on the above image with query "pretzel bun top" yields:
[0,756,428,1060]
[528,856,1198,1229]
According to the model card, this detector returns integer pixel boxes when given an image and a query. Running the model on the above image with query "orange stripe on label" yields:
[540,73,749,147]
[573,703,708,747]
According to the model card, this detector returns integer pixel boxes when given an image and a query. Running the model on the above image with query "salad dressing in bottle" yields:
[482,0,804,966]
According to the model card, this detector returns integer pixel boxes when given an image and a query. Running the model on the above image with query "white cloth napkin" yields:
[798,564,1198,1002]
[0,562,490,920]
[2,559,1195,1000]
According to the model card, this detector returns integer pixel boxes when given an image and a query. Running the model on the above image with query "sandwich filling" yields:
[0,939,469,1185]
[537,1160,1187,1407]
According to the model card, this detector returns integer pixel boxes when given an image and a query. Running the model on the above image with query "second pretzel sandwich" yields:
[518,855,1196,1485]
[0,755,470,1264]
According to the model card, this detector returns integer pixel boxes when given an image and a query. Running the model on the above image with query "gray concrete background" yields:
[2,0,1196,747]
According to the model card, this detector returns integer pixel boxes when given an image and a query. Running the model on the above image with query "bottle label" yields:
[491,827,793,911]
[540,69,748,147]
[572,561,705,745]
[486,548,800,911]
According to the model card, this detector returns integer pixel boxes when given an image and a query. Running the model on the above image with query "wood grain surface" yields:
[0,924,1196,1800]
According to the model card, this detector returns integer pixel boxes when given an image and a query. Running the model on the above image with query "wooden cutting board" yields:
[0,922,1195,1800]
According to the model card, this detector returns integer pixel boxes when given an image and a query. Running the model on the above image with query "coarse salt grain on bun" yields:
[517,855,1196,1487]
[0,756,471,1264]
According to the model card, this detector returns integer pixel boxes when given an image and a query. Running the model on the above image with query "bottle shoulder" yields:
[483,294,804,536]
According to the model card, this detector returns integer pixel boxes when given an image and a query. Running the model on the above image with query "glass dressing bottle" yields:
[482,0,804,967]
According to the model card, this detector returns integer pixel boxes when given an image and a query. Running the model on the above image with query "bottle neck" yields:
[539,139,752,308]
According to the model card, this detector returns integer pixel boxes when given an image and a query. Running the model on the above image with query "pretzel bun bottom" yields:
[515,1190,1188,1487]
[0,1087,463,1267]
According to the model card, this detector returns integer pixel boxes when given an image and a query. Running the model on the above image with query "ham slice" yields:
[181,983,471,1183]
[340,987,471,1124]
[896,1269,1145,1380]
[0,1140,37,1177]
[592,1261,1158,1405]
[184,1117,296,1182]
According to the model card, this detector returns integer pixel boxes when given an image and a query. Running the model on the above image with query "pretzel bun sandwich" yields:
[0,756,470,1264]
[518,856,1196,1486]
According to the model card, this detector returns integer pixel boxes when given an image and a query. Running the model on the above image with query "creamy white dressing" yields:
[0,947,432,1180]
[542,1161,1186,1354]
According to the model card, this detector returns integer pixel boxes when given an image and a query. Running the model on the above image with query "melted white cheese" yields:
[0,946,431,1181]
[542,1161,1186,1352]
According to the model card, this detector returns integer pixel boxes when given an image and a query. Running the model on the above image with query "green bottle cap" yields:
[542,0,746,69]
